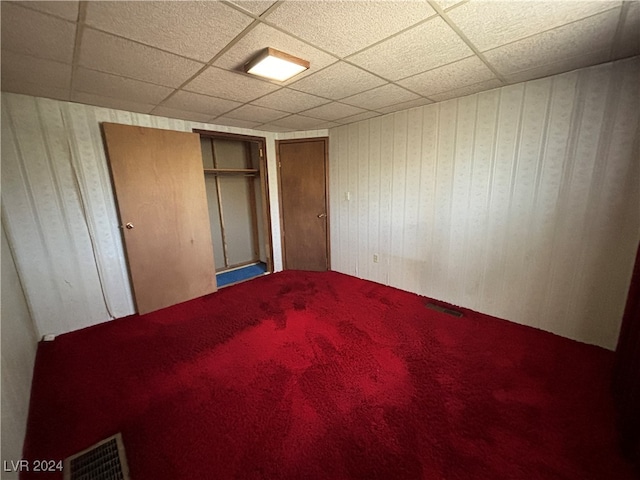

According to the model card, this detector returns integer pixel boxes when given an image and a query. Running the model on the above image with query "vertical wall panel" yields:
[347,124,359,276]
[1,224,38,478]
[565,59,640,347]
[2,93,280,335]
[379,115,394,285]
[329,57,640,349]
[357,122,370,280]
[390,111,408,289]
[483,84,524,316]
[433,101,457,301]
[62,103,135,319]
[559,66,617,337]
[367,118,383,284]
[524,73,577,330]
[402,108,423,294]
[1,102,61,331]
[329,128,341,271]
[504,79,550,320]
[417,106,439,296]
[336,127,350,274]
[450,95,476,301]
[2,96,111,335]
[464,90,499,307]
[264,136,281,271]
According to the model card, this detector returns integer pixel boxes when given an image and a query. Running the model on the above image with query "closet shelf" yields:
[204,168,259,175]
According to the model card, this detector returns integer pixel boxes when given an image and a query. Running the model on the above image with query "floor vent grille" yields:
[64,433,130,480]
[425,303,463,317]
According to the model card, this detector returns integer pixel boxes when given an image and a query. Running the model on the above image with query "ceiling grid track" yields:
[68,1,88,97]
[150,19,263,114]
[427,1,507,85]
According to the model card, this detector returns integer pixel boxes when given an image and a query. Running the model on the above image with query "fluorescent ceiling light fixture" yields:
[244,48,310,82]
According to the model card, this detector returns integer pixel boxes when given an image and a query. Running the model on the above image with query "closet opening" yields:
[194,129,273,288]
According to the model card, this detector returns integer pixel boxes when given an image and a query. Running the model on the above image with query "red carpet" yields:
[22,271,634,479]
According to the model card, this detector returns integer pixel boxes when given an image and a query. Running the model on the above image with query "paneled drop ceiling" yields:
[1,0,638,132]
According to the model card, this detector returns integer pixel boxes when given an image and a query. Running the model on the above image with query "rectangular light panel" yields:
[244,47,310,82]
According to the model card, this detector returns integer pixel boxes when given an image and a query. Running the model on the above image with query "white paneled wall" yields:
[1,224,37,476]
[330,58,640,349]
[1,94,287,336]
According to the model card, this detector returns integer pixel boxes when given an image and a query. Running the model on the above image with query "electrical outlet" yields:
[373,254,379,263]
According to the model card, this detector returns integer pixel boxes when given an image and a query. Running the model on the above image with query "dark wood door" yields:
[103,123,217,314]
[278,138,329,271]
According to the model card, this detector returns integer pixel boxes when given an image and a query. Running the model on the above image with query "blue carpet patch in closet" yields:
[216,262,268,288]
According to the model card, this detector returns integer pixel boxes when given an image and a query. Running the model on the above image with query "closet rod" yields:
[205,173,258,177]
[204,168,258,175]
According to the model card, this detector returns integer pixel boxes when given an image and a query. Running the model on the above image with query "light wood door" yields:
[103,123,217,314]
[278,138,329,271]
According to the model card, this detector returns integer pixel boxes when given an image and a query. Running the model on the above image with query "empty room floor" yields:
[21,271,635,479]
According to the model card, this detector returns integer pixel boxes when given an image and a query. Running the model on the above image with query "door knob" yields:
[317,213,327,218]
[125,222,134,229]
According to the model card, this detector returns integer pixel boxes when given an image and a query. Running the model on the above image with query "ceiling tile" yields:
[483,9,620,76]
[336,111,382,125]
[1,51,71,89]
[615,1,640,59]
[85,2,252,62]
[398,56,495,97]
[74,68,173,104]
[429,78,503,102]
[162,91,242,117]
[504,49,611,84]
[266,1,435,58]
[79,29,204,88]
[1,0,628,132]
[184,66,280,102]
[348,17,474,81]
[314,121,341,129]
[287,62,386,100]
[151,106,213,123]
[301,102,367,121]
[212,116,263,129]
[252,88,330,113]
[376,97,433,114]
[72,91,156,114]
[447,0,620,52]
[1,3,76,63]
[225,104,289,123]
[213,23,338,83]
[271,115,329,130]
[2,80,70,102]
[13,1,79,21]
[341,84,420,110]
[228,1,277,16]
[432,1,467,11]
